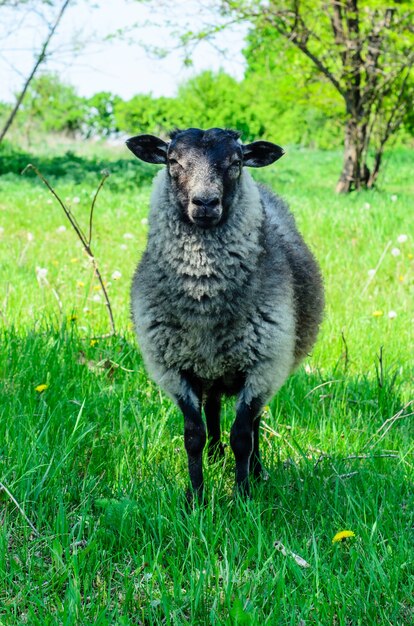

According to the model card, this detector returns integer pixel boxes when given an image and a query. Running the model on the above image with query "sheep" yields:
[126,127,324,500]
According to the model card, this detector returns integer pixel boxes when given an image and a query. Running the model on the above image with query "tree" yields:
[0,0,72,144]
[21,73,87,137]
[194,1,414,192]
[242,25,345,148]
[85,91,122,138]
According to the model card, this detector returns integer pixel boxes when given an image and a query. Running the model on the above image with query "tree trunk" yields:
[336,116,370,193]
[367,146,384,189]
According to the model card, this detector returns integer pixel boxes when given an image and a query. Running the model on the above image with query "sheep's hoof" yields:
[208,441,226,462]
[234,479,251,500]
[250,458,269,481]
[185,486,205,508]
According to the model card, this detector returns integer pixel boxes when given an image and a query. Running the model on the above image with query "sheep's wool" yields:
[131,168,323,407]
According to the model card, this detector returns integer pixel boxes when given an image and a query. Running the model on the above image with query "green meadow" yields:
[0,141,413,625]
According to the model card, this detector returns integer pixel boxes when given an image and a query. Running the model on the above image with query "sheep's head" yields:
[126,128,284,229]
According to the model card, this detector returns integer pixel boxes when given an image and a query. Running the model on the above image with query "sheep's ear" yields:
[242,141,284,167]
[126,134,168,164]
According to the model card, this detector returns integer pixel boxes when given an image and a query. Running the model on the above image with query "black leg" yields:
[204,387,225,461]
[230,397,263,497]
[250,415,263,479]
[177,376,206,501]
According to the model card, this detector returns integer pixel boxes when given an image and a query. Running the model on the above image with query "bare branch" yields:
[362,402,414,451]
[0,0,72,143]
[22,164,116,337]
[88,169,110,246]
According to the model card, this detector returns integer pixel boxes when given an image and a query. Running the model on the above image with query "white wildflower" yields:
[388,310,397,319]
[36,266,48,279]
[92,293,102,302]
[390,194,398,202]
[397,234,408,244]
[141,217,148,225]
[123,233,134,240]
[363,202,371,210]
[27,232,34,242]
[0,227,4,235]
[35,266,49,287]
[47,199,53,205]
[274,540,310,568]
[120,244,128,250]
[56,225,67,233]
[391,247,401,257]
[111,270,122,280]
[367,269,376,278]
[73,196,80,204]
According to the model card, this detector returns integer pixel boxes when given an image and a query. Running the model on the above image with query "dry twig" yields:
[362,401,414,450]
[22,164,115,337]
[0,480,40,537]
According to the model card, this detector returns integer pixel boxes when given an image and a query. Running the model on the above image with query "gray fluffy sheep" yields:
[126,127,324,499]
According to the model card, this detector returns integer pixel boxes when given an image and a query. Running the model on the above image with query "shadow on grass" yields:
[0,141,155,189]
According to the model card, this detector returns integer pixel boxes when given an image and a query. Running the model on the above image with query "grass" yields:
[0,139,413,624]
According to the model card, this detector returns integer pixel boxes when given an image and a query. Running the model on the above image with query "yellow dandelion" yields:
[93,285,101,291]
[77,281,85,287]
[70,257,79,263]
[408,253,413,260]
[332,530,355,543]
[399,276,404,282]
[90,339,98,347]
[35,384,48,393]
[372,310,383,317]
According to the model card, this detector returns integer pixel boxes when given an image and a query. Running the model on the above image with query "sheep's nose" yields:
[191,196,220,211]
[190,195,222,228]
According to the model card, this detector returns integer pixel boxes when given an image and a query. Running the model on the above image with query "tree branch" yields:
[22,164,116,337]
[0,0,72,144]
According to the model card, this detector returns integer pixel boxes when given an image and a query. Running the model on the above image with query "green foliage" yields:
[113,93,176,137]
[20,73,87,136]
[242,27,345,147]
[1,60,412,150]
[109,68,347,146]
[227,0,414,152]
[85,91,122,138]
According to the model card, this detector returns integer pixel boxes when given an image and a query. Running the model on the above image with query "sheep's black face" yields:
[166,128,243,228]
[126,128,284,229]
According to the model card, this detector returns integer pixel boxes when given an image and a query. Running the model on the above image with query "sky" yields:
[0,0,248,103]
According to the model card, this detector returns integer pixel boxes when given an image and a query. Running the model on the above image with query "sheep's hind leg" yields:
[230,397,263,497]
[204,386,225,461]
[250,415,265,480]
[177,375,206,502]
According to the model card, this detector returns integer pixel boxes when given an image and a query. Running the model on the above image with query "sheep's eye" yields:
[230,159,242,168]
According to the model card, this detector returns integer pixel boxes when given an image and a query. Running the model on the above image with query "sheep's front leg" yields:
[230,397,263,497]
[204,386,225,461]
[177,377,206,501]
